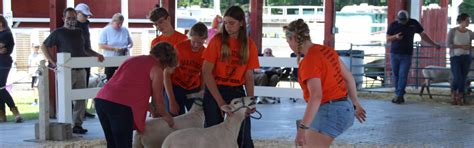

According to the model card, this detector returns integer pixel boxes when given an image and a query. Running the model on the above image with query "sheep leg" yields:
[466,80,472,95]
[427,79,433,99]
[419,79,427,97]
[132,132,144,148]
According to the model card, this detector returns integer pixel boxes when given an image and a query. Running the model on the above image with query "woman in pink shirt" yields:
[95,42,176,148]
[207,15,222,43]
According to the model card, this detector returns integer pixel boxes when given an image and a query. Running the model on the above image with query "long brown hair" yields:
[0,15,9,31]
[283,19,311,63]
[218,6,249,65]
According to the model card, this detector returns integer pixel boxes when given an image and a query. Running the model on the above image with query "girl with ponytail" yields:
[284,19,366,147]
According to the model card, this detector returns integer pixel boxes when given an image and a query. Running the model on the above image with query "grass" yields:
[4,84,95,122]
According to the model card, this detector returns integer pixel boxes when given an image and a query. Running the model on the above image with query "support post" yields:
[66,0,74,8]
[48,0,66,119]
[2,0,13,27]
[121,0,129,28]
[56,53,73,124]
[410,0,422,21]
[161,0,176,28]
[38,60,50,140]
[250,0,263,53]
[323,0,335,48]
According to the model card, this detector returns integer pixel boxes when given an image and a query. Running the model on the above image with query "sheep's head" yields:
[220,96,256,115]
[186,92,204,111]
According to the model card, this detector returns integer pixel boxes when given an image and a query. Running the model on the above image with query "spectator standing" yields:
[0,15,22,123]
[447,13,474,105]
[386,10,440,104]
[41,8,104,134]
[99,13,133,80]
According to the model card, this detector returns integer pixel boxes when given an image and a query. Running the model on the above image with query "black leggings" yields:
[105,67,118,81]
[95,98,134,148]
[0,67,16,110]
[173,85,199,115]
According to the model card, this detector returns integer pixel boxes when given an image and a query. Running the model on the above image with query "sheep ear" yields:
[220,105,234,113]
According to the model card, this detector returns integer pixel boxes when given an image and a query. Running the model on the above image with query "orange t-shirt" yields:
[298,44,348,103]
[151,31,187,48]
[171,40,205,90]
[203,35,260,86]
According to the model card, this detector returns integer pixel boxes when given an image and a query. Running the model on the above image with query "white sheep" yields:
[465,60,474,94]
[161,96,256,148]
[419,65,451,99]
[88,73,106,88]
[133,93,205,148]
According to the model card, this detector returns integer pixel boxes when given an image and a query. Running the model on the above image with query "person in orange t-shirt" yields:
[202,6,259,148]
[148,6,187,48]
[164,22,207,115]
[283,19,366,147]
[147,6,188,117]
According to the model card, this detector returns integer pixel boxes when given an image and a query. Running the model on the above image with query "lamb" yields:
[88,73,106,88]
[419,65,451,99]
[465,60,474,94]
[161,96,256,148]
[133,93,205,148]
[364,59,385,87]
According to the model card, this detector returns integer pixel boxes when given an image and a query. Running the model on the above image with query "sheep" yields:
[419,65,451,99]
[465,61,474,94]
[88,73,107,88]
[161,96,256,148]
[364,59,385,87]
[133,93,205,148]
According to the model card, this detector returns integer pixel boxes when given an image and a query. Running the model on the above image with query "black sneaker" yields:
[73,126,88,134]
[391,96,405,104]
[84,112,95,118]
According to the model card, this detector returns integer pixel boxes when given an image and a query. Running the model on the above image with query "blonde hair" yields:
[218,6,249,65]
[283,19,311,63]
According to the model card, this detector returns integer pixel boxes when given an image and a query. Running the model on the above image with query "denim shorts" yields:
[309,100,355,138]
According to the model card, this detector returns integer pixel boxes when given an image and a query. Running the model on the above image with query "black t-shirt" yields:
[76,21,91,50]
[386,19,424,55]
[43,27,88,57]
[0,29,14,66]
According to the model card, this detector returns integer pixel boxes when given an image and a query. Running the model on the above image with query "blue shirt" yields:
[99,25,133,57]
[386,19,424,55]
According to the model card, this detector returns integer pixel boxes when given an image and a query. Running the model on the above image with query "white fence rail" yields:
[53,53,303,124]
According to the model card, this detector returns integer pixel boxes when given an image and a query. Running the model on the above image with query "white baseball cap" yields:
[75,3,93,16]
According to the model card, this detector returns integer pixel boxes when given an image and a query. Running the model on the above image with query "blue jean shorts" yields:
[309,100,355,138]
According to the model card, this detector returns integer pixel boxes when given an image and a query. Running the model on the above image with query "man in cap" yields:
[386,10,441,104]
[75,3,99,119]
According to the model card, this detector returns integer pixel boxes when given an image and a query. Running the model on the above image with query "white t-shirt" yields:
[28,52,43,76]
[452,30,471,56]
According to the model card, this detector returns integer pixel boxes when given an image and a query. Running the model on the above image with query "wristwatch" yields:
[297,123,309,130]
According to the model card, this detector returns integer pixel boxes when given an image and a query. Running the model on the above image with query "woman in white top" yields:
[447,13,474,105]
[28,44,44,88]
[99,13,133,80]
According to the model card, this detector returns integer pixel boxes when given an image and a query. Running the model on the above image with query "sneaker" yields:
[73,126,88,134]
[84,112,95,118]
[391,96,405,104]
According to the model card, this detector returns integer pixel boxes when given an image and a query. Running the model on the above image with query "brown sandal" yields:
[457,92,465,106]
[451,92,458,105]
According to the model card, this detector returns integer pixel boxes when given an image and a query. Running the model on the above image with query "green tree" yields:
[459,0,474,20]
